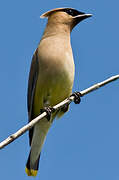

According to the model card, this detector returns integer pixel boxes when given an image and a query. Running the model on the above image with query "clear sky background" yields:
[0,0,119,180]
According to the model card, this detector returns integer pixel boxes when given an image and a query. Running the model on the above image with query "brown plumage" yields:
[25,7,92,176]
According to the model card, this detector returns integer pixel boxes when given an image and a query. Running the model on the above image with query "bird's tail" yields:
[25,151,41,176]
[25,117,52,176]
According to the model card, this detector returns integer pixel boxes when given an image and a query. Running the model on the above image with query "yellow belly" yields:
[33,37,75,117]
[33,68,73,117]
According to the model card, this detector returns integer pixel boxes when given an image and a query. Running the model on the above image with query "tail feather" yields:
[25,118,51,176]
[25,152,41,176]
[25,167,37,177]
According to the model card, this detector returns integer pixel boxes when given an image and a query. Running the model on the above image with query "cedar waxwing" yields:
[25,7,92,176]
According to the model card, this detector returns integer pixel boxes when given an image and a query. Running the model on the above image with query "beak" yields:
[73,13,92,20]
[73,14,92,23]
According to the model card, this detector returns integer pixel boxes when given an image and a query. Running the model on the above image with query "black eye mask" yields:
[63,8,85,17]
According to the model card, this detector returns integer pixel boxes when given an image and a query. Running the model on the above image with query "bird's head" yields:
[40,7,92,31]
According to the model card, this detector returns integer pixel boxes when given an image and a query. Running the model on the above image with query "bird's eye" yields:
[63,8,84,17]
[66,9,74,16]
[64,9,75,16]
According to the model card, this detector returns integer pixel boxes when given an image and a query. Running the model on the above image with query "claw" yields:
[70,91,82,104]
[40,107,55,121]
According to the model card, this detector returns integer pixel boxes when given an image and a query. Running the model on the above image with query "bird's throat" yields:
[41,23,71,40]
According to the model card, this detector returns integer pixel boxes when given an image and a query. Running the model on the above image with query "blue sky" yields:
[0,0,119,180]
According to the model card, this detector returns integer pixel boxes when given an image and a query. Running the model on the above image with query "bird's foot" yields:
[40,107,55,121]
[70,91,82,104]
[61,104,69,113]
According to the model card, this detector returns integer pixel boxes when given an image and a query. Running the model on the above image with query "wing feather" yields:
[27,48,39,145]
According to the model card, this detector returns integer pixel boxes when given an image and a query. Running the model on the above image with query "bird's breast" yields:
[35,36,75,107]
[38,37,74,80]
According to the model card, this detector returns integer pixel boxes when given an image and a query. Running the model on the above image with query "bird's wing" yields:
[27,48,39,145]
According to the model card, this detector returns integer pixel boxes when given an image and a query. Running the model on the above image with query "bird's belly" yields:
[33,42,75,116]
[33,59,74,116]
[38,64,73,106]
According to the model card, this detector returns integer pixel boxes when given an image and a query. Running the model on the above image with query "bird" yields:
[25,7,92,176]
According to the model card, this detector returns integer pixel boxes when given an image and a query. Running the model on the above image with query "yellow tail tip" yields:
[25,167,38,176]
